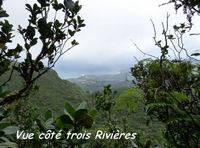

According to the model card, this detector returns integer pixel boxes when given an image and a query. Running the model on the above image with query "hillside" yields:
[87,87,166,147]
[0,69,90,115]
[115,88,166,146]
[68,71,135,92]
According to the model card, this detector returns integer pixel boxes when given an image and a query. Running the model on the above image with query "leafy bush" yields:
[131,16,200,147]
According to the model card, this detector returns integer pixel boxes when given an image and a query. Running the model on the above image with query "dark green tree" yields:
[0,0,85,105]
[95,85,117,131]
[131,18,200,147]
[165,0,200,26]
[0,1,96,147]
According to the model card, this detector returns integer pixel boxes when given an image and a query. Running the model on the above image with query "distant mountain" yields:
[68,71,135,92]
[0,69,90,115]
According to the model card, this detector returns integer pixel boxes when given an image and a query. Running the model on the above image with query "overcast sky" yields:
[3,0,200,78]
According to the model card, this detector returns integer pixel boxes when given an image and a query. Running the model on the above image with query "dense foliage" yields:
[131,9,200,147]
[0,0,96,147]
[0,100,95,147]
[166,0,200,26]
[132,58,200,147]
[0,0,85,105]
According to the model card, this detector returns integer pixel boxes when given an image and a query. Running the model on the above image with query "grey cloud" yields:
[3,0,200,79]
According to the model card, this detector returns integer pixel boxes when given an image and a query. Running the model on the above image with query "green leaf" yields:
[64,0,75,11]
[77,16,84,24]
[79,24,86,27]
[72,1,82,13]
[173,25,179,30]
[26,25,35,39]
[3,126,18,135]
[37,61,44,70]
[44,110,53,121]
[56,115,73,129]
[25,4,32,12]
[37,0,47,7]
[64,101,75,121]
[78,114,93,129]
[0,87,10,98]
[30,38,38,46]
[15,44,23,53]
[0,142,17,148]
[0,123,9,130]
[181,29,186,34]
[146,103,172,114]
[167,34,175,40]
[170,91,188,102]
[88,109,97,118]
[68,29,75,36]
[54,20,62,28]
[0,10,9,18]
[52,1,64,11]
[1,20,13,34]
[59,115,73,124]
[36,119,46,131]
[71,39,79,46]
[74,109,88,122]
[45,118,54,129]
[191,53,200,56]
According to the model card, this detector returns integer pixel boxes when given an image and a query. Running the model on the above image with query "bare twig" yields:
[130,40,158,59]
[190,33,200,36]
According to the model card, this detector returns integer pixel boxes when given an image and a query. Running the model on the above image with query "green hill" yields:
[0,69,90,115]
[87,87,166,147]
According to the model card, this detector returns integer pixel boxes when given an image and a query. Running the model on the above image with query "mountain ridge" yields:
[68,71,135,92]
[0,69,90,115]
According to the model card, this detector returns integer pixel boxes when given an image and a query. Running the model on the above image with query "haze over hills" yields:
[68,70,135,92]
